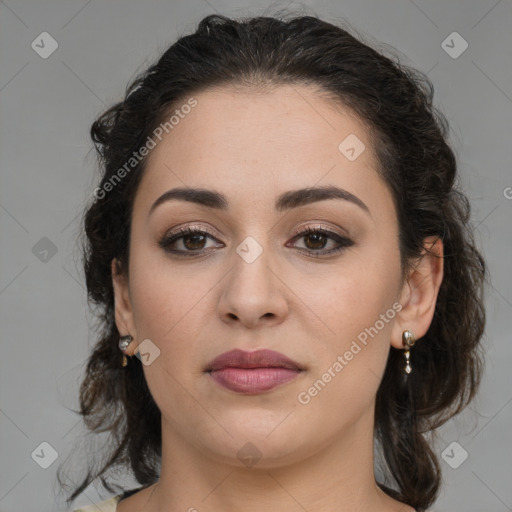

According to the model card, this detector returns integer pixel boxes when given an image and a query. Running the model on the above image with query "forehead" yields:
[134,84,390,217]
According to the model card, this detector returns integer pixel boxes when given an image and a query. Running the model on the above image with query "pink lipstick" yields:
[205,348,303,394]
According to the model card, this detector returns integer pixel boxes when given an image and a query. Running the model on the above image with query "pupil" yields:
[306,233,326,249]
[184,234,206,250]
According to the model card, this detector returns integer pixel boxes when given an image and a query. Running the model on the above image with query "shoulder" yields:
[72,494,121,512]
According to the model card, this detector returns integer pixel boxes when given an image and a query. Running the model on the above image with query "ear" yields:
[111,258,138,356]
[390,236,444,349]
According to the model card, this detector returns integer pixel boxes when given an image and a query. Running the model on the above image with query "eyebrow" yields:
[148,185,370,217]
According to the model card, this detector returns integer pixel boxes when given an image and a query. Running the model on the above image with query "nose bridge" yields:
[218,227,288,326]
[231,230,275,297]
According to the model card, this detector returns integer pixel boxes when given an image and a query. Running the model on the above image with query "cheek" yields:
[131,272,202,341]
[127,253,212,413]
[127,246,182,337]
[128,247,219,367]
[295,280,397,422]
[297,248,400,339]
[293,246,400,393]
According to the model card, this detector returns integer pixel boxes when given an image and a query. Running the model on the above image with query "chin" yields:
[205,438,313,470]
[190,412,316,468]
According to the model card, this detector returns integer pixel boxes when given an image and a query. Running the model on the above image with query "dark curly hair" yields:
[58,12,486,512]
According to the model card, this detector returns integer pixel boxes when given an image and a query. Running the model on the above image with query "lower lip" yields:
[208,367,301,394]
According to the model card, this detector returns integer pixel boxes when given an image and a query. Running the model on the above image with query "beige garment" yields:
[72,494,122,512]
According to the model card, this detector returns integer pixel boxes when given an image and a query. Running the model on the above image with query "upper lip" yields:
[205,348,303,372]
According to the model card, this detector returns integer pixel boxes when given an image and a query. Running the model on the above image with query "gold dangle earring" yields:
[119,335,133,367]
[402,330,416,374]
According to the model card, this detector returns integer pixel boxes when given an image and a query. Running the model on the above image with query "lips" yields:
[205,348,302,372]
[205,348,303,394]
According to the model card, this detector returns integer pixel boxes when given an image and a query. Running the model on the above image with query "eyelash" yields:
[158,225,354,258]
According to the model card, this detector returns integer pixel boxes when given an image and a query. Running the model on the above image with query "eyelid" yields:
[164,221,347,242]
[167,223,221,239]
[290,222,348,239]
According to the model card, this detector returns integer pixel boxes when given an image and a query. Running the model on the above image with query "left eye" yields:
[159,227,353,257]
[288,227,354,257]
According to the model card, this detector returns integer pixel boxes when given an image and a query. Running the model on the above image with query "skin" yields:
[112,84,443,512]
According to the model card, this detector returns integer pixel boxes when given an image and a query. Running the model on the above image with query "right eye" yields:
[159,227,224,256]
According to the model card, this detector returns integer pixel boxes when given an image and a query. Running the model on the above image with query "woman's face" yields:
[113,84,409,466]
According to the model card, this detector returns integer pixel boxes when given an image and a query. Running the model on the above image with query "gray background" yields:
[1,1,511,511]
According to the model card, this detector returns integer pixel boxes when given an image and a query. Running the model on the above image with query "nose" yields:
[217,245,289,330]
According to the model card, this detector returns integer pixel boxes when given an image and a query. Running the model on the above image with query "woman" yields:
[60,12,486,512]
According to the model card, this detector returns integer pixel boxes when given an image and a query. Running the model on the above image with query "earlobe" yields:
[111,258,137,354]
[390,237,444,349]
